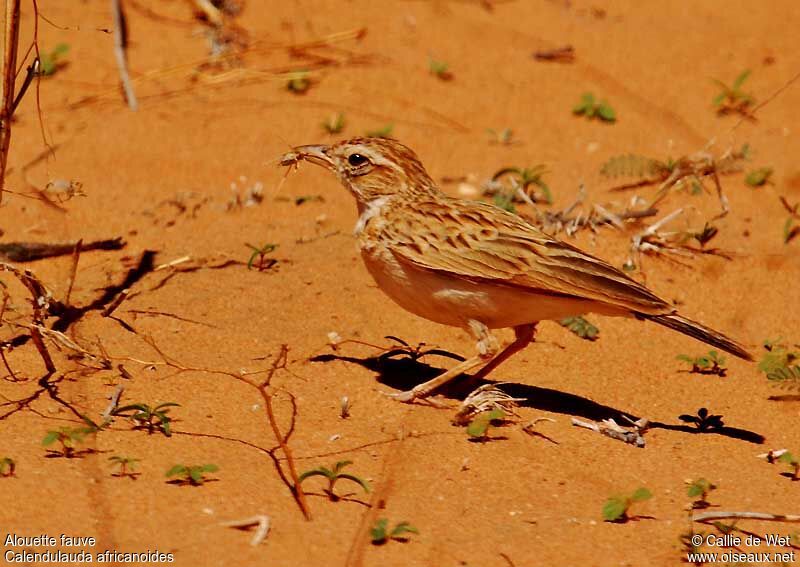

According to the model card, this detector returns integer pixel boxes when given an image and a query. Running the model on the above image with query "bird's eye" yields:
[347,153,369,167]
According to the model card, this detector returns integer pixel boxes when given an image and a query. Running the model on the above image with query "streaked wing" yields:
[382,198,670,315]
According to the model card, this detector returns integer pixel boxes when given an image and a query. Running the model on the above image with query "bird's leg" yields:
[387,320,497,403]
[472,323,537,380]
[388,321,536,403]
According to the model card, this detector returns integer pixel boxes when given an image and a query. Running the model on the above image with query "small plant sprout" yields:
[298,460,370,501]
[487,128,515,145]
[0,457,15,477]
[780,196,800,244]
[778,452,799,481]
[676,351,727,377]
[712,70,755,116]
[38,43,70,76]
[109,456,140,479]
[323,112,346,135]
[559,316,599,341]
[744,167,773,187]
[486,165,552,210]
[245,242,278,271]
[286,70,311,94]
[602,487,652,522]
[42,426,95,457]
[573,92,616,122]
[428,57,452,80]
[365,124,394,138]
[679,408,725,431]
[758,338,800,390]
[112,402,180,437]
[370,519,419,545]
[166,464,219,486]
[686,478,717,509]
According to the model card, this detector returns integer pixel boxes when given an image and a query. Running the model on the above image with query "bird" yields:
[280,137,752,403]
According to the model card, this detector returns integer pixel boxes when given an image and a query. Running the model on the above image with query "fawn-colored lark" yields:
[281,137,751,402]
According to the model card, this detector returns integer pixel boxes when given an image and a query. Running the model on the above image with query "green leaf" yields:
[631,487,652,502]
[366,124,394,138]
[370,518,389,543]
[166,465,187,478]
[559,316,599,341]
[687,484,703,497]
[602,497,627,521]
[778,452,798,466]
[390,522,419,538]
[201,463,219,473]
[732,69,751,89]
[711,92,727,107]
[333,460,353,474]
[189,468,203,483]
[298,468,332,483]
[677,354,694,363]
[466,409,504,438]
[338,473,370,494]
[42,431,60,446]
[744,167,773,187]
[597,102,616,122]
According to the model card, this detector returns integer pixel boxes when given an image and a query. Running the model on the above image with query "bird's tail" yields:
[635,312,753,361]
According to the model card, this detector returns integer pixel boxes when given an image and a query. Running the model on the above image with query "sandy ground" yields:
[1,1,799,566]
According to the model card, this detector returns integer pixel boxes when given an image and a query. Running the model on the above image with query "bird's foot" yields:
[381,389,449,408]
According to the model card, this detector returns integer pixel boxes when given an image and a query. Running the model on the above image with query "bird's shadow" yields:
[310,351,765,445]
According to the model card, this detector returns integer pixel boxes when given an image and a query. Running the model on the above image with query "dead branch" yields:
[111,0,138,110]
[572,416,648,447]
[0,238,124,262]
[0,0,21,203]
[64,239,82,306]
[694,511,800,523]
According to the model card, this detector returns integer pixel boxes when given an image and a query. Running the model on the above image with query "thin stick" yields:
[694,511,800,523]
[64,239,82,307]
[101,384,124,421]
[220,515,271,546]
[0,0,21,204]
[257,345,311,520]
[111,0,137,110]
[101,288,129,317]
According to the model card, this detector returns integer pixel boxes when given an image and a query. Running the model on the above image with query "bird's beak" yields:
[280,144,334,171]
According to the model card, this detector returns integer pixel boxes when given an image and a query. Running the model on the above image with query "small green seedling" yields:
[573,92,616,122]
[166,463,219,486]
[676,351,727,376]
[112,402,180,437]
[245,242,278,271]
[38,43,70,76]
[758,339,800,390]
[560,316,599,341]
[370,518,419,545]
[490,165,552,206]
[778,452,799,481]
[712,70,755,116]
[602,487,652,522]
[298,460,370,501]
[487,128,515,145]
[780,197,800,244]
[679,408,724,431]
[744,167,773,187]
[323,112,346,134]
[686,478,717,509]
[378,335,465,364]
[0,457,15,477]
[366,124,394,138]
[287,70,311,94]
[466,408,505,440]
[109,455,140,479]
[428,58,453,81]
[42,426,94,457]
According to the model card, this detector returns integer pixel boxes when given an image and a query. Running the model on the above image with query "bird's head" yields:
[280,137,438,207]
